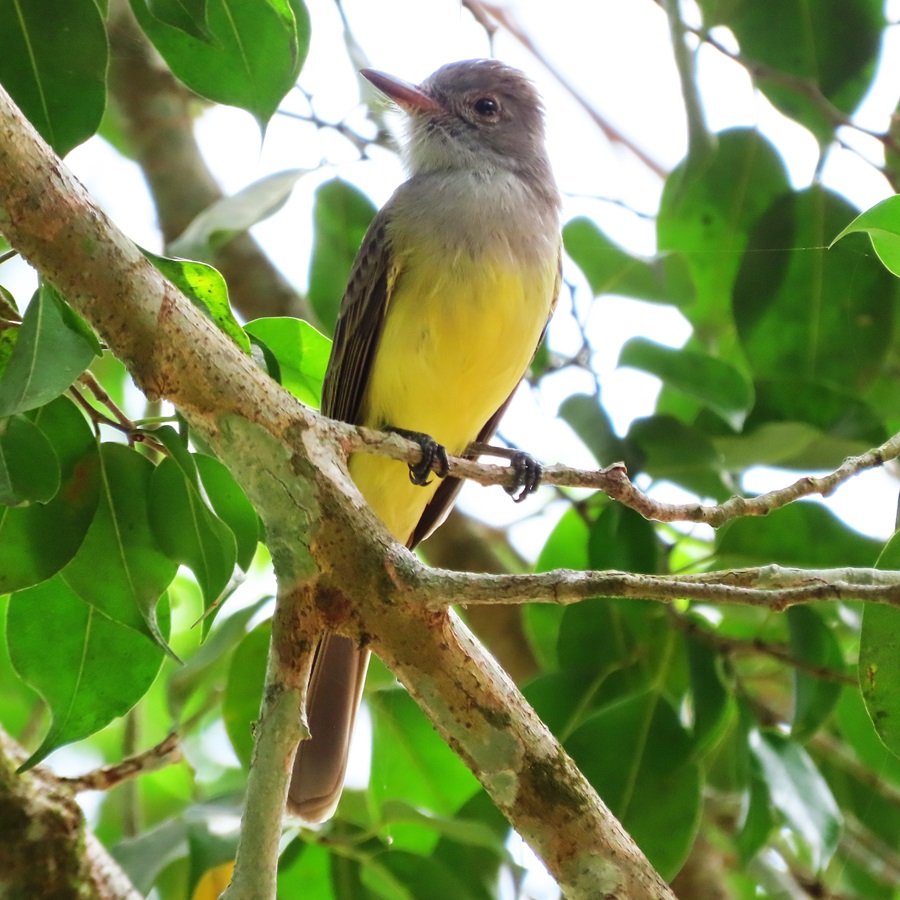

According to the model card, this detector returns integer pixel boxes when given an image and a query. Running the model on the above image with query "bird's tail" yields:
[287,634,371,823]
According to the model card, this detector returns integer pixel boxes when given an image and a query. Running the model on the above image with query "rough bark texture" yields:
[0,729,140,900]
[0,83,675,899]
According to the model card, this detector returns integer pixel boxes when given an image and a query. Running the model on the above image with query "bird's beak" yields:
[360,68,443,115]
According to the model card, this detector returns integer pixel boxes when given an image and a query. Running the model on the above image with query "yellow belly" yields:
[350,250,555,542]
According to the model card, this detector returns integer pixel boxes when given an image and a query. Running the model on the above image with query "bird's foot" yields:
[388,427,449,486]
[506,450,543,503]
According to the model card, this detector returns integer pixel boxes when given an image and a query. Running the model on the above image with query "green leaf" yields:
[61,443,178,656]
[276,842,335,899]
[379,800,509,854]
[749,730,842,870]
[657,128,790,334]
[859,530,900,757]
[721,377,888,470]
[557,393,627,468]
[0,397,100,592]
[142,250,251,354]
[369,689,480,820]
[146,0,211,40]
[223,620,270,767]
[0,414,60,505]
[563,217,693,306]
[243,317,331,408]
[686,634,734,754]
[149,455,237,610]
[619,337,754,429]
[787,606,845,741]
[0,0,108,155]
[702,0,883,144]
[734,187,895,390]
[167,597,269,718]
[7,575,168,769]
[625,415,728,499]
[716,502,881,569]
[832,193,900,277]
[0,284,100,417]
[130,0,310,128]
[194,454,259,572]
[308,179,378,335]
[523,506,591,671]
[735,768,773,866]
[112,819,188,896]
[169,169,307,261]
[566,692,702,880]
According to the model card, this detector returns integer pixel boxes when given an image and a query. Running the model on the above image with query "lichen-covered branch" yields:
[0,83,675,898]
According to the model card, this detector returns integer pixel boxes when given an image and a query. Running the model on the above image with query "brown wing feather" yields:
[322,209,393,423]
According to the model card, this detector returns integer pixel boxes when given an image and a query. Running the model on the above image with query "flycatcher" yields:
[288,59,561,822]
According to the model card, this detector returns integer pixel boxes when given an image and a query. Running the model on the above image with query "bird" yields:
[287,58,562,823]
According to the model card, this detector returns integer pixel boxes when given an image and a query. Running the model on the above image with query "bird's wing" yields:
[408,248,562,549]
[321,207,396,423]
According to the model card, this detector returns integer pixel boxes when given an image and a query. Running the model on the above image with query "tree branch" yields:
[414,565,900,611]
[60,732,183,793]
[338,421,900,527]
[0,83,674,897]
[0,726,141,899]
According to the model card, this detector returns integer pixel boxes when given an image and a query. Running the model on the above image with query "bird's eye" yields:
[472,97,500,118]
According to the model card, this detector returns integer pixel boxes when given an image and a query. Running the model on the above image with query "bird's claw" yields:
[506,451,542,502]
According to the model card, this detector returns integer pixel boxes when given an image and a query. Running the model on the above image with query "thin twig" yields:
[339,420,900,529]
[672,610,856,685]
[60,732,182,793]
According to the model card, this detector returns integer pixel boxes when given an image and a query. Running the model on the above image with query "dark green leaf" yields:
[626,415,728,499]
[523,506,590,671]
[735,768,773,866]
[276,841,335,898]
[7,575,168,768]
[859,530,900,757]
[658,129,790,334]
[167,597,269,718]
[145,0,211,40]
[716,502,881,569]
[0,284,100,417]
[703,0,883,143]
[749,730,842,870]
[223,620,270,767]
[0,414,60,505]
[372,852,480,900]
[563,217,693,306]
[142,250,250,354]
[61,443,178,655]
[0,0,108,154]
[243,317,331,408]
[720,377,887,470]
[787,606,845,740]
[566,692,702,880]
[619,337,754,429]
[734,187,894,390]
[194,454,258,571]
[686,634,734,754]
[169,170,307,261]
[369,689,480,819]
[0,397,100,592]
[149,455,237,610]
[557,393,627,467]
[308,179,378,334]
[130,0,310,127]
